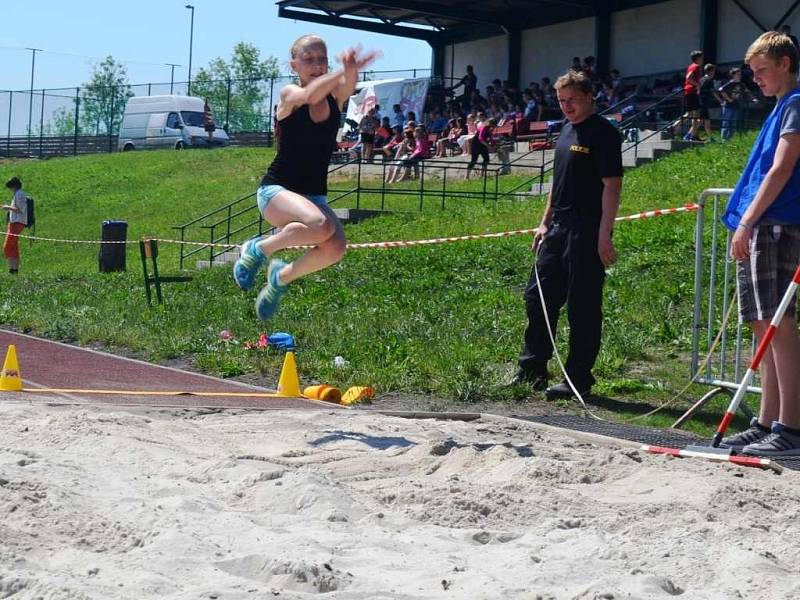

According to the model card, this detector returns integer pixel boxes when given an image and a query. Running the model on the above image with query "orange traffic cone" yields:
[276,351,301,397]
[303,385,342,404]
[0,345,23,391]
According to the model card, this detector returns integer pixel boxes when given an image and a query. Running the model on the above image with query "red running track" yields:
[0,330,333,410]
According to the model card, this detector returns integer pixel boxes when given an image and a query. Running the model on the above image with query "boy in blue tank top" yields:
[233,36,377,320]
[721,32,800,456]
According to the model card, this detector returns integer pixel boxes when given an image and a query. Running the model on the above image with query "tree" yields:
[79,56,134,135]
[50,106,76,136]
[191,42,280,132]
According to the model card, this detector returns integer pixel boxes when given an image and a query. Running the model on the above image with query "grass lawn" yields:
[0,134,759,436]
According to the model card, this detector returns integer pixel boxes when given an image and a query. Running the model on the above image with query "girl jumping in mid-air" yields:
[234,36,377,319]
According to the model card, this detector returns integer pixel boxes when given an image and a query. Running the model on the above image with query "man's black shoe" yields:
[545,381,591,399]
[507,370,548,391]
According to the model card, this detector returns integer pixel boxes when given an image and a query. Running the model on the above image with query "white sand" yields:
[1,401,798,600]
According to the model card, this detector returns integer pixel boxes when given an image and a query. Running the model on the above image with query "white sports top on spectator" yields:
[9,190,27,225]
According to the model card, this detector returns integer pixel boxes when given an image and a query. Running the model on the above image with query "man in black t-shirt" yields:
[512,70,624,398]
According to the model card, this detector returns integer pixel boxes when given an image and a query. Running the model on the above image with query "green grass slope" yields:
[0,136,755,433]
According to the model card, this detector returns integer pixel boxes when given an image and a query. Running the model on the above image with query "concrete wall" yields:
[519,17,596,86]
[441,0,800,88]
[443,35,509,88]
[611,0,700,77]
[718,0,800,64]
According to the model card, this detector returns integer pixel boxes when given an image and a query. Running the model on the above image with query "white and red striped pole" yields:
[710,261,800,448]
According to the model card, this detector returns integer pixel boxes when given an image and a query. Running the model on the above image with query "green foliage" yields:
[79,56,134,135]
[191,42,281,132]
[50,106,77,136]
[0,134,758,434]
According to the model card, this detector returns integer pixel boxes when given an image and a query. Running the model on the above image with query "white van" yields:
[117,95,230,151]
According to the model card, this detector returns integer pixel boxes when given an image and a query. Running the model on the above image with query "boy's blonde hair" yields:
[554,70,593,95]
[745,31,799,75]
[290,34,326,59]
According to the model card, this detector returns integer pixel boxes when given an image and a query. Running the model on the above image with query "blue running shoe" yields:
[233,238,266,291]
[255,259,289,320]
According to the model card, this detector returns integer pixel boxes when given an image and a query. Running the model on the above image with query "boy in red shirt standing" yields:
[682,50,703,140]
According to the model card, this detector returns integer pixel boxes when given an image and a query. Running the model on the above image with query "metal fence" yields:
[676,188,758,427]
[0,68,432,158]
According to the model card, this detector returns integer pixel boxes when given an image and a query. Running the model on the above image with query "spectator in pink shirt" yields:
[466,118,496,179]
[388,126,430,183]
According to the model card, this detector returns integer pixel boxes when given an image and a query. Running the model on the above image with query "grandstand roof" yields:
[276,0,672,44]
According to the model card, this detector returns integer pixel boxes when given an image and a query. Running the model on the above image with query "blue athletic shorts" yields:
[257,184,328,214]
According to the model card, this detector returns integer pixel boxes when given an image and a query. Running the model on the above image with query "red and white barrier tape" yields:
[4,203,699,249]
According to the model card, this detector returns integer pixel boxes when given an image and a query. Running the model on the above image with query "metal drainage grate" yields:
[515,414,800,471]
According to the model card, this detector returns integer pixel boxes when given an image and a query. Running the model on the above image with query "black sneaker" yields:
[545,381,591,400]
[507,370,548,391]
[719,418,771,451]
[742,422,800,457]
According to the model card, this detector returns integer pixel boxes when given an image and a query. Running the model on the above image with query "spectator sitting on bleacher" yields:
[457,113,478,156]
[428,110,449,134]
[610,69,623,98]
[388,126,431,183]
[375,117,393,147]
[523,92,539,121]
[392,104,405,128]
[385,126,417,183]
[593,83,609,110]
[406,111,417,125]
[467,89,484,110]
[583,56,597,81]
[434,118,465,157]
[376,125,404,159]
[571,57,583,72]
[604,82,619,107]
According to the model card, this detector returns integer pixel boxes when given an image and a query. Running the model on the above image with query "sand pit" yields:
[1,401,798,599]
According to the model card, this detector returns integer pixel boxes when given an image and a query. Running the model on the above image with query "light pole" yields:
[166,63,182,94]
[185,4,195,95]
[26,47,41,150]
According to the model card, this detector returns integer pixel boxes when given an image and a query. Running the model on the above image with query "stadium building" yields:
[277,1,800,84]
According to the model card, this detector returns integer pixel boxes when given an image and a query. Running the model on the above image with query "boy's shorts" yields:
[737,224,800,322]
[257,184,328,214]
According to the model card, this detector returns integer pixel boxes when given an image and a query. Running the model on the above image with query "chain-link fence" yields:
[0,68,432,159]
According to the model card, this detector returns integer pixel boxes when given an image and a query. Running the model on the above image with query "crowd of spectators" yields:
[343,56,629,177]
[438,57,628,125]
[341,48,771,175]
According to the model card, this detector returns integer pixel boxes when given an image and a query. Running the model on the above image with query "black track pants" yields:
[518,221,606,388]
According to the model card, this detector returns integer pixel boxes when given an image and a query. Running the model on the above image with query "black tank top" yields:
[261,94,340,195]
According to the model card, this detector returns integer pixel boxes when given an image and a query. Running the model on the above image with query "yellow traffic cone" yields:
[303,384,342,404]
[0,345,23,391]
[340,386,374,406]
[276,351,301,397]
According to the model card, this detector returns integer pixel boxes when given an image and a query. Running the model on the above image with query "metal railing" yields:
[172,148,548,268]
[673,188,757,428]
[0,69,430,158]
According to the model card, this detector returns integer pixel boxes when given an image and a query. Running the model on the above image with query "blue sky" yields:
[2,0,433,91]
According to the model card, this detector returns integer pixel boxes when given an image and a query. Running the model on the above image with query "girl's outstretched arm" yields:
[334,47,380,108]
